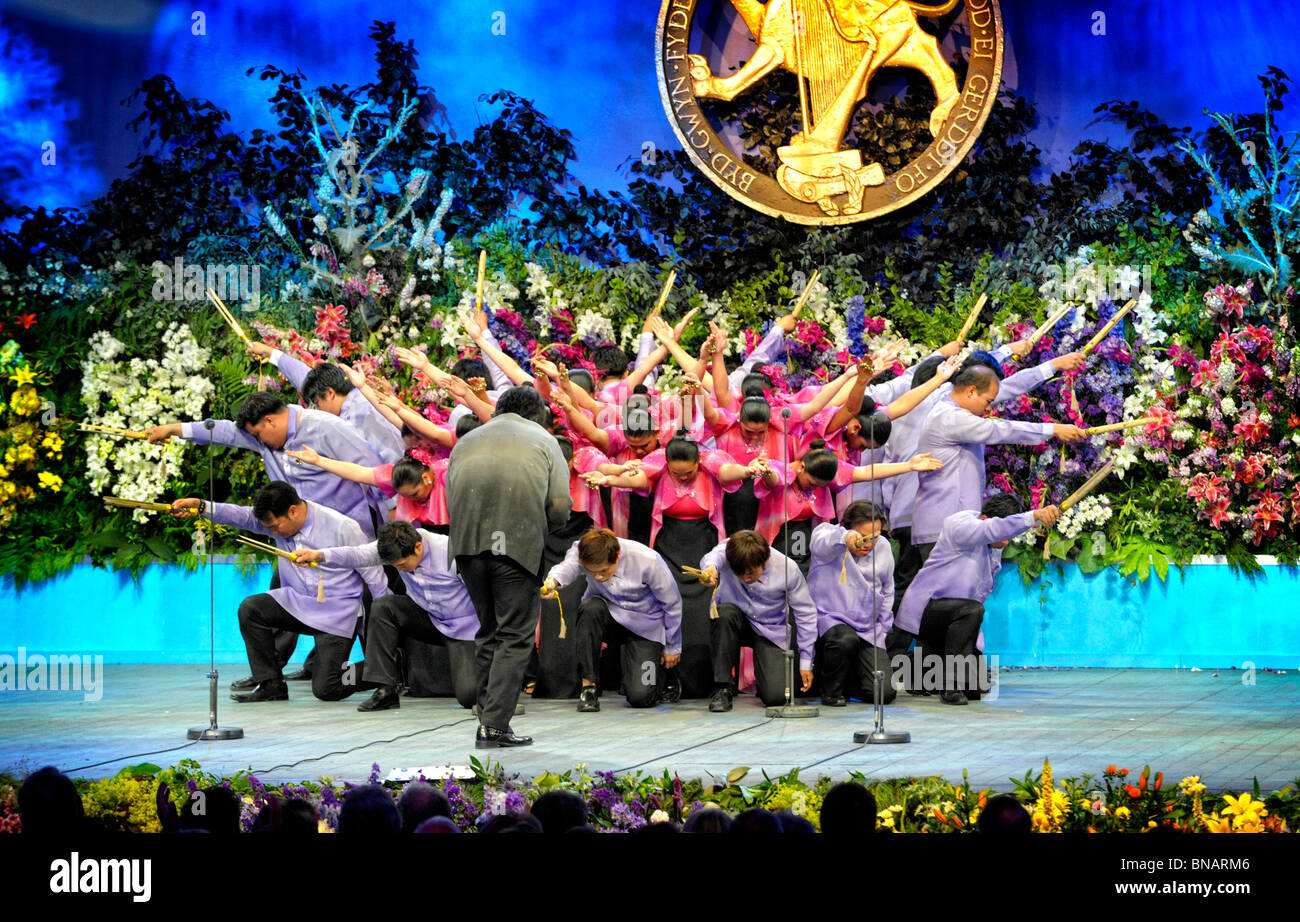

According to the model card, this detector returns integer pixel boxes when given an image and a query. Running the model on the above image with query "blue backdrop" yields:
[3,0,1298,213]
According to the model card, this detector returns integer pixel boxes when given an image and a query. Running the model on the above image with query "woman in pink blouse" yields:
[752,440,942,574]
[584,435,761,696]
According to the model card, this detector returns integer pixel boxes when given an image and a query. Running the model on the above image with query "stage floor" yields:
[2,666,1296,791]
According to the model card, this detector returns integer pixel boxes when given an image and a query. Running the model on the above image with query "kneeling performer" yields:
[541,528,682,712]
[293,521,480,712]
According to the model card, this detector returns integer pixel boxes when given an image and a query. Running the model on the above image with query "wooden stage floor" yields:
[2,666,1296,791]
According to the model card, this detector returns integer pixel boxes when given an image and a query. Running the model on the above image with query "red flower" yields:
[1190,360,1218,389]
[1105,765,1120,775]
[1153,772,1163,792]
[16,313,36,329]
[1187,473,1228,505]
[1233,410,1270,444]
[1139,770,1148,792]
[1289,415,1300,429]
[1144,406,1176,442]
[1237,454,1267,485]
[1207,499,1233,529]
[1125,785,1141,798]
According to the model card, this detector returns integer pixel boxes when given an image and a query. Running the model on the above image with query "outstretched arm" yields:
[284,446,379,486]
[851,453,943,482]
[883,357,959,420]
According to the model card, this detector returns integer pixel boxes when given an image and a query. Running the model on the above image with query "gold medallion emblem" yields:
[656,0,1003,224]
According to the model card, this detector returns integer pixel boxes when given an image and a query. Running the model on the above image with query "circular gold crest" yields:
[656,0,1003,224]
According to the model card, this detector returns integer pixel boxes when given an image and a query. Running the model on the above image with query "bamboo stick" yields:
[649,269,678,321]
[476,250,487,312]
[1083,417,1156,436]
[78,423,151,439]
[790,268,821,317]
[956,292,987,342]
[1081,299,1136,355]
[208,289,250,343]
[1012,303,1074,358]
[1060,460,1117,512]
[103,497,173,512]
[234,535,319,567]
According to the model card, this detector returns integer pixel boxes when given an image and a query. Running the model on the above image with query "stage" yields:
[3,665,1296,791]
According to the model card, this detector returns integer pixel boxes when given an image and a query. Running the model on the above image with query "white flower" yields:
[1220,397,1237,416]
[650,810,671,824]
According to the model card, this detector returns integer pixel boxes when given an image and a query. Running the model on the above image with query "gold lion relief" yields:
[677,0,976,218]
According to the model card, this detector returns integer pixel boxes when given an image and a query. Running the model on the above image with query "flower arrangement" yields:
[6,758,1291,834]
[79,324,213,513]
[0,340,61,529]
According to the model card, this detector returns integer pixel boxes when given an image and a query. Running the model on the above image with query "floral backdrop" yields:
[0,25,1295,590]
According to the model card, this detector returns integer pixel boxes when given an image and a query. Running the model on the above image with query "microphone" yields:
[203,418,217,431]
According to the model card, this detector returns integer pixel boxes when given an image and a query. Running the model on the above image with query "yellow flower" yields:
[9,366,35,387]
[1114,806,1131,820]
[37,471,62,491]
[1203,812,1233,833]
[1221,792,1267,819]
[1178,775,1206,796]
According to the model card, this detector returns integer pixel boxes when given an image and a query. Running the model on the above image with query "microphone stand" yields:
[766,407,817,718]
[189,418,244,741]
[854,411,908,744]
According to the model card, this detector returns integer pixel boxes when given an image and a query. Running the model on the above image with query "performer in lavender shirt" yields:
[895,494,1060,705]
[848,345,1084,602]
[895,363,1084,605]
[147,391,391,684]
[697,530,818,712]
[171,482,388,704]
[294,521,480,713]
[245,341,406,464]
[542,528,683,712]
[146,391,386,540]
[808,502,896,707]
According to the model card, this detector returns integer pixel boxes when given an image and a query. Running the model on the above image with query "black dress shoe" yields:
[577,687,600,713]
[231,679,288,703]
[475,726,533,748]
[358,686,401,712]
[821,694,847,707]
[661,669,681,704]
[905,687,932,697]
[283,668,312,681]
[229,675,259,691]
[709,688,733,713]
[939,690,968,706]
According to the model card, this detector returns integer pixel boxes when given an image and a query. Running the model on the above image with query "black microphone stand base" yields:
[187,668,243,740]
[854,729,910,744]
[765,704,820,718]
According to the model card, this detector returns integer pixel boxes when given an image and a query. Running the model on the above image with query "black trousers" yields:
[361,594,476,709]
[772,518,814,577]
[815,624,896,704]
[891,534,935,613]
[457,553,539,731]
[574,597,663,708]
[895,597,985,695]
[237,593,359,701]
[710,603,790,707]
